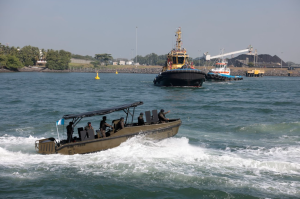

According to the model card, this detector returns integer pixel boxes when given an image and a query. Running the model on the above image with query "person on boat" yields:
[100,116,112,137]
[138,112,145,125]
[84,122,94,131]
[66,122,74,143]
[116,117,125,130]
[158,109,170,123]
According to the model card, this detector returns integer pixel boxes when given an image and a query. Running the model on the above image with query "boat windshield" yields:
[173,57,177,64]
[178,57,184,64]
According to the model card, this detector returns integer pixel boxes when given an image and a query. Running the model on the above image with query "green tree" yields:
[0,55,7,69]
[41,49,47,60]
[95,54,113,65]
[133,53,167,66]
[133,55,145,65]
[91,60,100,68]
[6,55,23,70]
[58,50,71,69]
[46,49,71,70]
[46,49,59,69]
[72,54,96,61]
[19,45,40,66]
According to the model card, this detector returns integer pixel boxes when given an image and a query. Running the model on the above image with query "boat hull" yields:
[153,69,206,87]
[35,119,181,155]
[206,72,243,81]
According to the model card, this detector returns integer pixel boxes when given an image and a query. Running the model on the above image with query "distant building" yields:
[126,61,133,65]
[135,63,140,66]
[119,61,125,65]
[36,49,47,65]
[113,62,118,65]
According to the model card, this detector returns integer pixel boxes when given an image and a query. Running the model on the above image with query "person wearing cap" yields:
[84,122,94,132]
[158,109,170,123]
[100,116,112,137]
[116,117,125,130]
[66,122,74,143]
[138,112,145,125]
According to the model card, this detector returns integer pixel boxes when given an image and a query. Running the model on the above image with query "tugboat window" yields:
[173,57,177,64]
[178,57,184,64]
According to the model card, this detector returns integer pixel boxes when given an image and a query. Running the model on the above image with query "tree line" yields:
[71,54,96,61]
[85,52,207,67]
[133,53,211,66]
[0,43,214,71]
[90,53,169,67]
[0,43,71,70]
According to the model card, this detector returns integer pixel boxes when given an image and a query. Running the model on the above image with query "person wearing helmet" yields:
[138,112,145,125]
[158,109,170,123]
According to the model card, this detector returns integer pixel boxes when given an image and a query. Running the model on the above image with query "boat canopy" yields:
[62,101,143,120]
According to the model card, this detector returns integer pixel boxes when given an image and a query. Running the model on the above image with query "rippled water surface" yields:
[0,72,300,198]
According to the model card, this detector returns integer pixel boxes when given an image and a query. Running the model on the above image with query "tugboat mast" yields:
[175,27,182,50]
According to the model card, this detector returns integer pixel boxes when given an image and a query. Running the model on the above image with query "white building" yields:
[126,61,133,65]
[112,62,118,65]
[36,49,47,65]
[119,61,125,65]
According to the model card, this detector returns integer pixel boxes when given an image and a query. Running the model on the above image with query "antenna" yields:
[136,26,138,67]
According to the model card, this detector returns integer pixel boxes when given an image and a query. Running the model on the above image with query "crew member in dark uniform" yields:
[138,112,145,125]
[100,116,112,138]
[158,109,170,123]
[116,117,125,130]
[66,122,74,143]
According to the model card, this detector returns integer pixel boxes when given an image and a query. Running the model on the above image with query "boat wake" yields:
[0,134,299,197]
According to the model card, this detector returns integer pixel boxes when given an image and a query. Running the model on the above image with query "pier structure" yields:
[246,69,264,77]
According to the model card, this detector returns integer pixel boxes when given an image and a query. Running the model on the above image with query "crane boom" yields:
[204,45,253,60]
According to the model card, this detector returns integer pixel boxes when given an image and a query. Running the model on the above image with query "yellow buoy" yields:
[95,72,100,80]
[116,70,118,74]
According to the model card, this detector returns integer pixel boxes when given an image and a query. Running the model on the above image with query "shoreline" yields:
[1,66,299,77]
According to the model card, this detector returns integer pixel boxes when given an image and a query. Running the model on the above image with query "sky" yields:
[1,0,300,63]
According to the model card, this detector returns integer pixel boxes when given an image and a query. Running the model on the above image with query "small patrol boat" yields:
[35,101,181,155]
[153,27,206,87]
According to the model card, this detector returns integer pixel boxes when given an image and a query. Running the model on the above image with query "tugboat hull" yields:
[154,69,206,87]
[206,72,243,81]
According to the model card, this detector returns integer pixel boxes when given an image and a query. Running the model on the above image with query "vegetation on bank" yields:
[71,54,96,61]
[69,63,161,70]
[0,43,71,70]
[1,43,298,71]
[46,49,71,70]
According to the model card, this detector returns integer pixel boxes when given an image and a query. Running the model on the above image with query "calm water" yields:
[0,72,299,199]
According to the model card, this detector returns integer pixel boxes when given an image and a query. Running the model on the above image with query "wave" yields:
[0,135,299,196]
[238,121,300,134]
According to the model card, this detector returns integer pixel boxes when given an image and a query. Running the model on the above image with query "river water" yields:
[0,72,299,198]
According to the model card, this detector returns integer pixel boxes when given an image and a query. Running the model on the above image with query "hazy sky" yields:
[1,0,299,63]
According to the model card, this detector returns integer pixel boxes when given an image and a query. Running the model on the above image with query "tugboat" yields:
[206,59,243,81]
[35,101,181,155]
[203,46,253,81]
[153,27,206,87]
